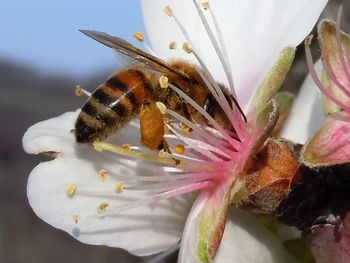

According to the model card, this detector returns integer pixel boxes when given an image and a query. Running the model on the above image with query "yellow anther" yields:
[66,183,76,197]
[93,141,104,152]
[180,123,192,134]
[121,143,131,150]
[133,31,144,42]
[182,42,193,54]
[164,6,173,16]
[98,169,107,182]
[72,215,80,223]
[98,202,109,213]
[75,85,84,96]
[93,141,177,165]
[159,75,169,89]
[169,41,177,49]
[202,1,210,10]
[156,102,167,115]
[175,144,186,154]
[115,181,125,194]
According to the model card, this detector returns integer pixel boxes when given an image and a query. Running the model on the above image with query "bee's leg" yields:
[140,100,165,150]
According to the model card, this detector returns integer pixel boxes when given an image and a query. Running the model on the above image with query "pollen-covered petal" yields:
[281,61,325,144]
[24,111,193,255]
[215,210,296,263]
[141,0,327,108]
[301,113,350,167]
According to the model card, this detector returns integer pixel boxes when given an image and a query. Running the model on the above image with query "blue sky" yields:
[0,0,145,76]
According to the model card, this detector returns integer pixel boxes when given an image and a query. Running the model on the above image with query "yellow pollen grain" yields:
[98,202,109,213]
[156,102,167,115]
[169,41,177,49]
[75,85,84,96]
[182,42,192,54]
[164,6,173,16]
[98,169,107,182]
[181,124,192,134]
[159,75,169,89]
[202,1,210,10]
[115,181,125,194]
[175,144,186,154]
[66,183,76,197]
[72,215,80,223]
[121,143,131,150]
[133,31,144,42]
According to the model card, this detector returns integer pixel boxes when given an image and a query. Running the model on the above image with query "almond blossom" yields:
[23,0,328,262]
[281,6,350,263]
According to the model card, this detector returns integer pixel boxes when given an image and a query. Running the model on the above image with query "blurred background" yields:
[0,1,349,263]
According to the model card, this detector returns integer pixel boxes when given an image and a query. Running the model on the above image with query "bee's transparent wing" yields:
[80,30,190,81]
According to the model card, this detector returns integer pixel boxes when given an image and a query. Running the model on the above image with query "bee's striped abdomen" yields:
[75,69,152,143]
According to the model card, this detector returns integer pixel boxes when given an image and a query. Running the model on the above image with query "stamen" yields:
[121,143,131,149]
[330,111,350,122]
[191,0,237,99]
[72,215,80,223]
[182,42,193,54]
[196,68,246,137]
[175,144,186,154]
[98,169,107,181]
[66,183,77,197]
[164,6,173,16]
[169,41,177,49]
[168,83,241,149]
[75,85,91,97]
[166,123,234,161]
[94,181,214,217]
[163,4,247,133]
[159,75,169,88]
[93,141,177,165]
[202,1,210,10]
[115,181,125,193]
[133,31,144,42]
[321,59,350,97]
[336,6,350,87]
[98,202,109,213]
[305,35,350,113]
[124,175,218,193]
[181,124,192,134]
[132,31,156,56]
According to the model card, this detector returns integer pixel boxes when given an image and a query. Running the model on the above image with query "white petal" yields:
[281,61,325,144]
[141,0,327,108]
[215,210,297,263]
[24,112,193,256]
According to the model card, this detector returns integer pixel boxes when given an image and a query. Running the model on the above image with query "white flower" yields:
[24,0,327,262]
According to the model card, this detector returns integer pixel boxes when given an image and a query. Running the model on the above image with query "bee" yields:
[75,30,241,150]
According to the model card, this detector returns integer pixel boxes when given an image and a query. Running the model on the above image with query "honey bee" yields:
[75,30,241,149]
